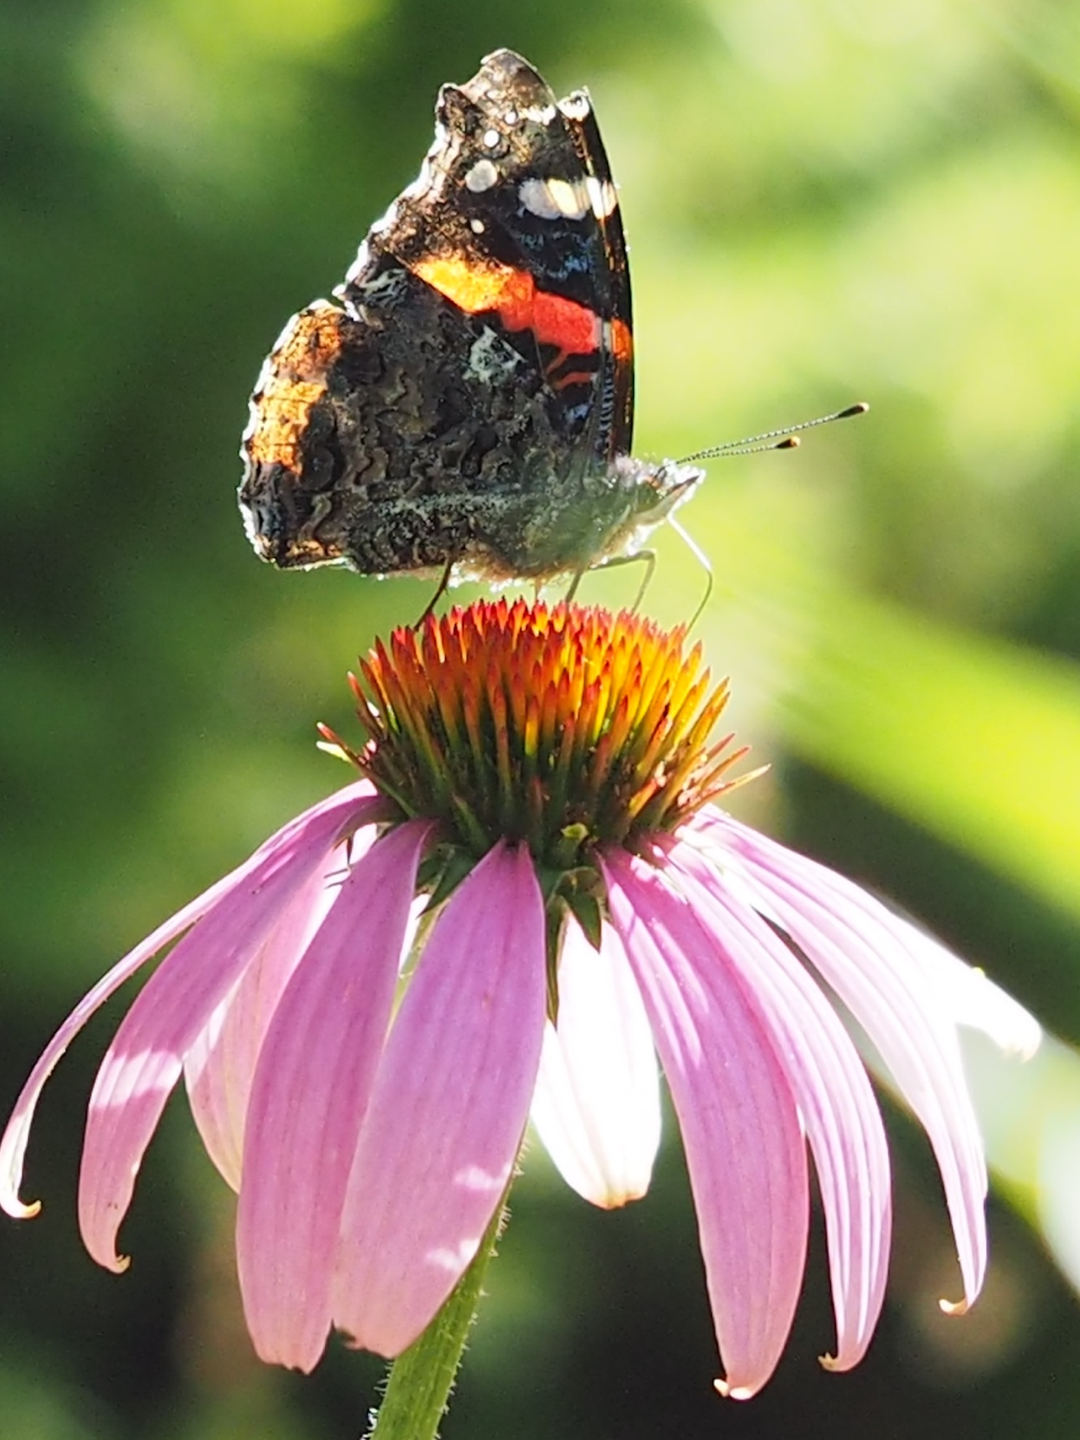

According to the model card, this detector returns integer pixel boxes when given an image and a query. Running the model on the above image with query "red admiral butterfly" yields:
[239,49,705,600]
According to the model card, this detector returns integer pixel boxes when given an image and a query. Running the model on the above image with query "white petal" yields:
[531,918,661,1207]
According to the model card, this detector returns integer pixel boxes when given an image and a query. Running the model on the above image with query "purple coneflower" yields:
[1,599,1037,1399]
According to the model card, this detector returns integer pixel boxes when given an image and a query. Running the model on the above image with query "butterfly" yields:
[239,49,705,606]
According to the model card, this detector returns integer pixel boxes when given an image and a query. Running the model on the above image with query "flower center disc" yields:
[347,599,746,870]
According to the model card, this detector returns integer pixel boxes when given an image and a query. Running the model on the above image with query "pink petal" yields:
[236,821,431,1372]
[530,916,660,1207]
[330,841,547,1357]
[702,811,990,1310]
[602,850,808,1400]
[0,781,376,1226]
[78,788,383,1271]
[668,839,892,1372]
[184,832,369,1190]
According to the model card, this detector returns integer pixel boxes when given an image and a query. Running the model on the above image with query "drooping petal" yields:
[668,839,892,1372]
[77,789,384,1271]
[236,820,431,1373]
[602,850,808,1400]
[184,831,371,1189]
[0,780,376,1224]
[530,916,660,1207]
[183,866,335,1191]
[702,811,990,1309]
[331,841,547,1358]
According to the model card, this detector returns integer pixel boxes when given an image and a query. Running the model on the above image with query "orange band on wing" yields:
[413,254,604,358]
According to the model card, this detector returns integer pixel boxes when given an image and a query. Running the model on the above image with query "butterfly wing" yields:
[240,50,636,581]
[342,50,633,462]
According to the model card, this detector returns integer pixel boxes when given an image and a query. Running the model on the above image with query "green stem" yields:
[363,1192,508,1440]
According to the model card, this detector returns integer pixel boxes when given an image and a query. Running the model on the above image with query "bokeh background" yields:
[3,0,1080,1436]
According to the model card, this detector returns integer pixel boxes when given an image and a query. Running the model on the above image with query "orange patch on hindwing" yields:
[246,305,345,471]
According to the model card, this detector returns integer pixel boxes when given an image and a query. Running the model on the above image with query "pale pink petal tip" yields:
[942,961,1041,1060]
[714,1377,757,1402]
[939,1295,970,1316]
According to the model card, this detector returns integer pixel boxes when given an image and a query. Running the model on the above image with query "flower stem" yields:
[363,1193,508,1440]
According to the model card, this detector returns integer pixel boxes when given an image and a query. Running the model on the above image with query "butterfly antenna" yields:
[679,402,868,464]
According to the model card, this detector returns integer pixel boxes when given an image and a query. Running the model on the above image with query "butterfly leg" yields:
[564,566,587,603]
[626,550,655,611]
[563,526,713,625]
[414,558,455,626]
[572,549,656,610]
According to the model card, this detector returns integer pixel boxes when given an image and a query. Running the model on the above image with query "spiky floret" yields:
[336,598,751,866]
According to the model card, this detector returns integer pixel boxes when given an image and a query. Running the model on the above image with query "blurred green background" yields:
[4,0,1080,1435]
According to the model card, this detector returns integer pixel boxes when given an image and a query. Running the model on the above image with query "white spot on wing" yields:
[465,158,499,193]
[558,91,591,122]
[519,176,590,221]
[469,217,485,234]
[586,176,618,219]
[483,128,501,148]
